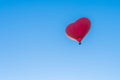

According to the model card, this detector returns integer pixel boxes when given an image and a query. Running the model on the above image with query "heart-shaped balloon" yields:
[65,17,91,44]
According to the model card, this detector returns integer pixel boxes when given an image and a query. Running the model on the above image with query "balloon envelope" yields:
[65,17,91,44]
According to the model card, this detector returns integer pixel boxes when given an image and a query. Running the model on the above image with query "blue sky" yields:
[0,0,120,80]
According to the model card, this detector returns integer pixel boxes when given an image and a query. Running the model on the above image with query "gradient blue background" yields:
[0,0,120,80]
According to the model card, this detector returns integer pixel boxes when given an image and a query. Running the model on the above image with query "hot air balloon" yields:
[65,17,91,44]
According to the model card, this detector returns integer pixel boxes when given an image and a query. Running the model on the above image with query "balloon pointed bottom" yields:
[79,42,81,45]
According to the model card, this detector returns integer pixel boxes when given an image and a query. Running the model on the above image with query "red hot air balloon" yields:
[65,17,91,44]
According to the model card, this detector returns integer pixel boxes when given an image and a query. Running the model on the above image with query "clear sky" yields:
[0,0,120,80]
